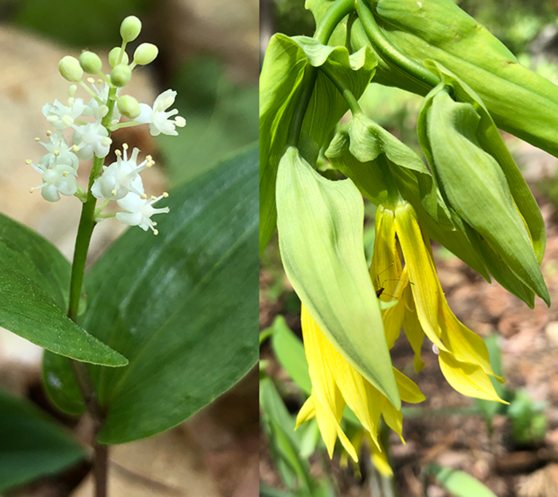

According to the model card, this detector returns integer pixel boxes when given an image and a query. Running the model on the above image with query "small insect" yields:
[373,263,414,299]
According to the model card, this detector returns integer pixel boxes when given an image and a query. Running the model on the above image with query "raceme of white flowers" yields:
[27,16,186,235]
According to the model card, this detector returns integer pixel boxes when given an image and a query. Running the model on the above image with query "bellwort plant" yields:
[0,14,258,497]
[260,0,552,479]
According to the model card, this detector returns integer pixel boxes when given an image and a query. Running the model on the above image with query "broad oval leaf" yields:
[43,145,259,444]
[0,389,87,494]
[276,146,399,408]
[0,214,127,366]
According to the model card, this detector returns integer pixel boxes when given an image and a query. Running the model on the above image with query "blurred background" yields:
[0,0,258,495]
[259,1,558,496]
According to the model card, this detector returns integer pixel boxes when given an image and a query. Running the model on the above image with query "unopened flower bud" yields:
[120,16,142,43]
[117,95,141,119]
[133,43,158,65]
[109,47,129,67]
[79,51,102,74]
[59,56,83,82]
[110,65,132,87]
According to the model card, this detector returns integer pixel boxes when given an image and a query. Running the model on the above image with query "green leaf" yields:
[260,375,312,495]
[420,85,548,306]
[260,33,376,254]
[276,146,399,408]
[425,61,546,266]
[271,316,312,395]
[360,0,558,159]
[0,389,87,494]
[43,145,259,443]
[325,114,490,281]
[0,214,127,367]
[260,484,297,497]
[427,464,497,497]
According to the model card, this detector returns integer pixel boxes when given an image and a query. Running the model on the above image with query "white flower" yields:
[73,123,112,160]
[91,146,152,200]
[116,192,169,233]
[135,89,186,136]
[42,98,85,130]
[83,79,121,124]
[36,133,79,170]
[28,160,78,202]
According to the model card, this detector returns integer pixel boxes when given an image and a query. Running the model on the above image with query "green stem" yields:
[285,0,356,147]
[320,63,363,116]
[109,121,140,132]
[356,0,439,90]
[315,0,356,45]
[67,85,117,497]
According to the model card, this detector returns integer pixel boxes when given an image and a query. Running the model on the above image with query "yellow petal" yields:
[295,395,316,429]
[439,300,505,383]
[367,433,394,477]
[395,203,448,352]
[380,397,405,443]
[313,391,359,461]
[401,288,426,372]
[438,351,507,403]
[302,305,382,450]
[394,367,425,404]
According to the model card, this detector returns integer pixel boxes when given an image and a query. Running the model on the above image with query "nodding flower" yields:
[371,201,507,404]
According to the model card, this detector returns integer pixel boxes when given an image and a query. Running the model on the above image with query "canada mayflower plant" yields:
[260,0,552,473]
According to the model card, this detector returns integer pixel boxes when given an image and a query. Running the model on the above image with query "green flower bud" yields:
[79,51,102,74]
[117,95,141,119]
[133,43,158,66]
[59,56,83,82]
[120,15,142,43]
[109,47,129,68]
[110,65,132,87]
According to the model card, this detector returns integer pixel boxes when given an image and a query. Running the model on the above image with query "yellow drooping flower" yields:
[372,201,507,403]
[296,304,425,462]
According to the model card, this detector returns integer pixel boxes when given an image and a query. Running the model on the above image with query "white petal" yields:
[135,104,153,124]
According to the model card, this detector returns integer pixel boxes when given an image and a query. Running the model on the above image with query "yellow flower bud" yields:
[59,56,83,82]
[133,43,158,65]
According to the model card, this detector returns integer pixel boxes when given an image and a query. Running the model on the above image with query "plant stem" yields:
[67,85,117,497]
[320,63,363,116]
[285,0,356,148]
[94,443,109,497]
[356,0,439,90]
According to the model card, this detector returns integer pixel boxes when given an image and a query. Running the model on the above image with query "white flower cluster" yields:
[27,17,185,235]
